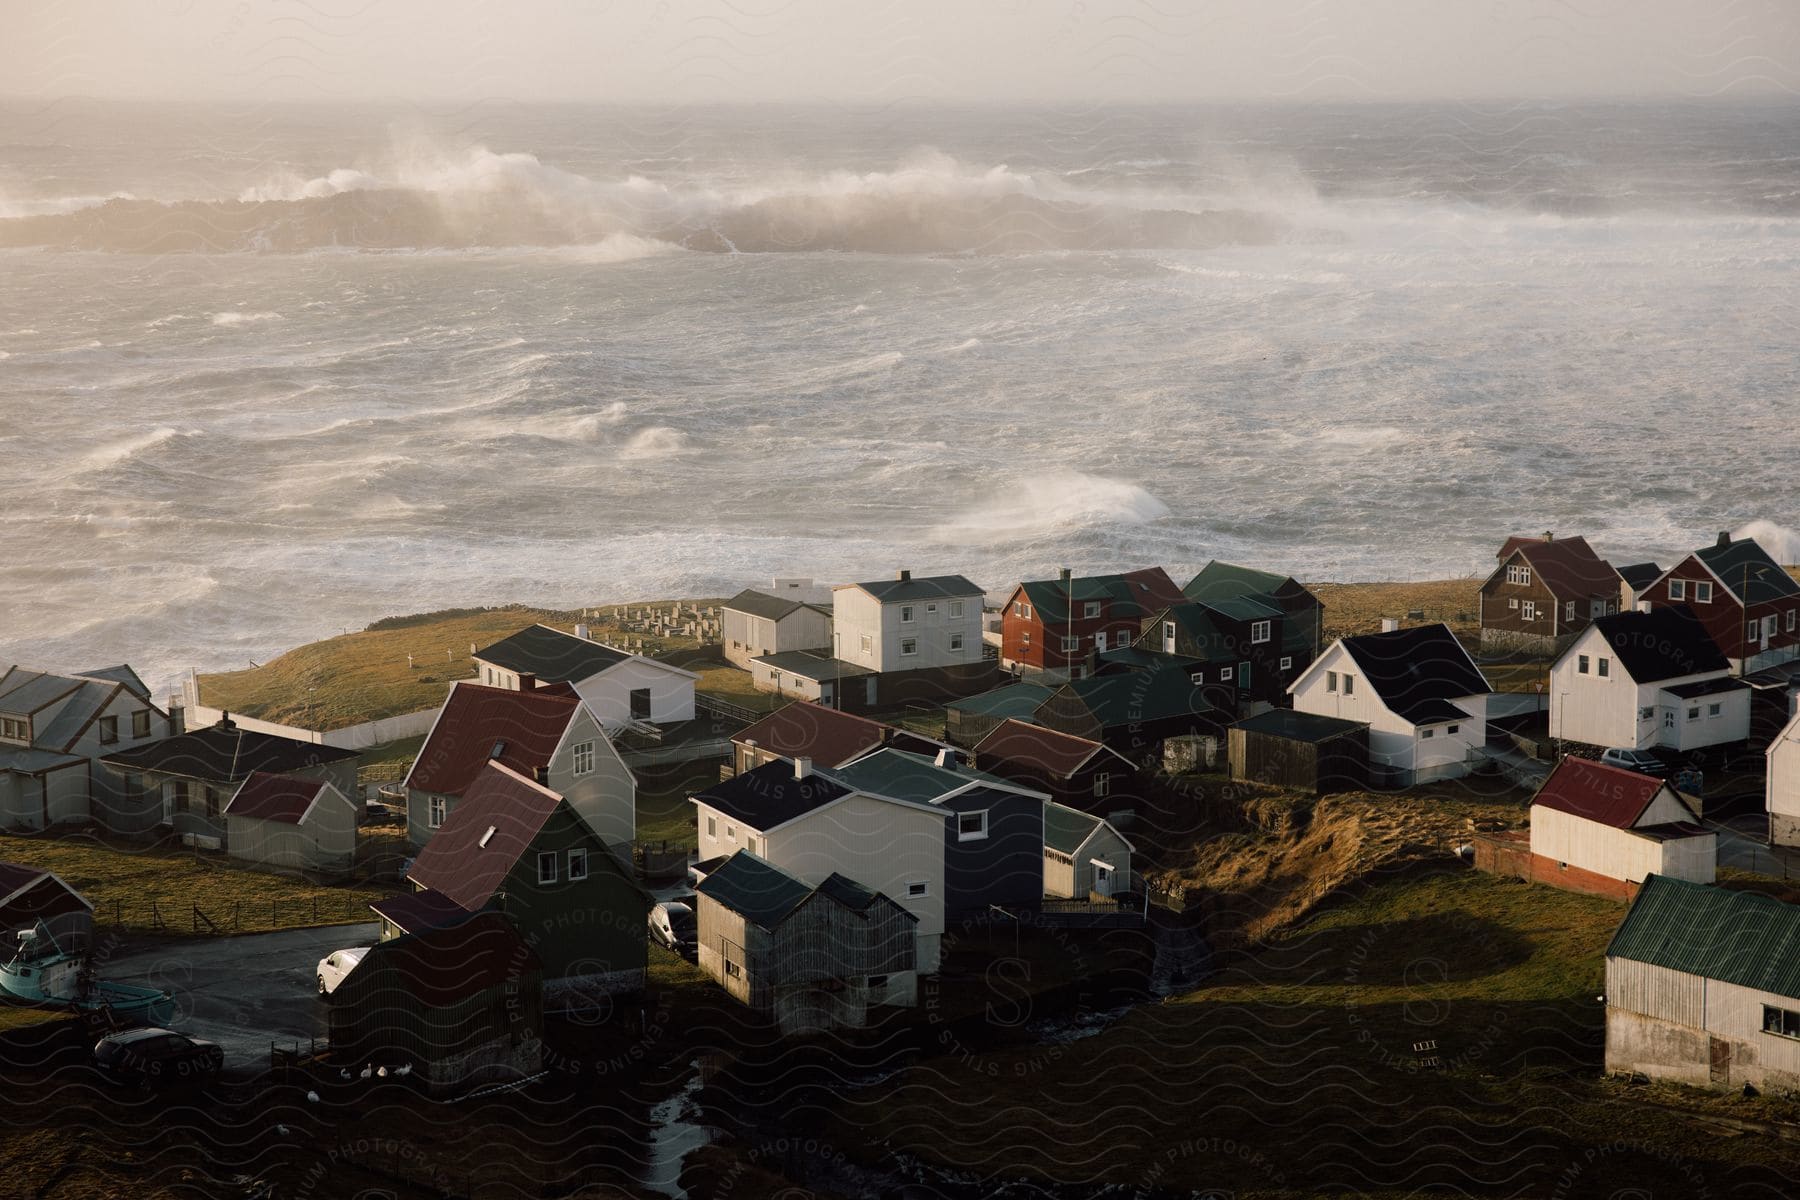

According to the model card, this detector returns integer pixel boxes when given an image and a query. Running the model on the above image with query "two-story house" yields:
[1289,623,1492,787]
[404,681,635,851]
[997,567,1182,679]
[1135,597,1313,717]
[472,623,698,728]
[1479,534,1622,654]
[1182,561,1324,665]
[99,713,359,846]
[383,760,649,1010]
[1640,534,1800,674]
[829,570,995,705]
[0,664,171,834]
[689,759,948,971]
[1549,605,1749,754]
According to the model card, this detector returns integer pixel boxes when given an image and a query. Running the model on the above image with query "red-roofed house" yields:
[222,771,360,874]
[1499,757,1714,898]
[1480,534,1621,653]
[394,761,649,1008]
[403,681,634,853]
[972,719,1137,814]
[730,702,919,777]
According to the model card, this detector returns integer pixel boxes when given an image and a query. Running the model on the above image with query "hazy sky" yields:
[8,0,1800,105]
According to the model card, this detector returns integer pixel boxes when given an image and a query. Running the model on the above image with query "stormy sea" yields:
[2,99,1797,691]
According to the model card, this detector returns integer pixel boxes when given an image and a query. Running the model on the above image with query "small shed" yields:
[0,861,93,954]
[1042,803,1134,899]
[326,912,542,1093]
[1526,757,1714,896]
[1228,709,1369,794]
[223,771,361,874]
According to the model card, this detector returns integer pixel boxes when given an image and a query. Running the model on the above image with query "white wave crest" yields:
[1734,519,1800,565]
[80,427,179,471]
[936,471,1171,542]
[212,311,282,326]
[620,426,689,458]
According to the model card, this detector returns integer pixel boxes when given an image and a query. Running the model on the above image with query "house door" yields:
[1662,707,1677,742]
[864,677,878,706]
[1709,1036,1731,1087]
[819,681,835,707]
[1238,662,1251,690]
[1092,862,1114,896]
[629,688,652,721]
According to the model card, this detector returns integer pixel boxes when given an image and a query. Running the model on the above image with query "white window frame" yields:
[956,810,989,841]
[860,633,873,654]
[1420,728,1435,739]
[1597,658,1610,678]
[949,633,965,652]
[1506,564,1531,586]
[567,848,589,880]
[1326,671,1338,693]
[1708,703,1722,718]
[571,741,595,775]
[1279,657,1293,670]
[1790,609,1798,633]
[1521,601,1536,622]
[1251,620,1271,644]
[949,600,965,618]
[1343,675,1355,696]
[1219,666,1234,682]
[906,881,928,898]
[901,637,919,657]
[1577,655,1589,675]
[1694,581,1713,603]
[1061,636,1079,652]
[537,852,558,884]
[429,796,446,829]
[1083,601,1101,619]
[900,605,915,623]
[1565,600,1576,620]
[1508,598,1518,610]
[1093,773,1110,798]
[1669,579,1686,601]
[926,603,938,617]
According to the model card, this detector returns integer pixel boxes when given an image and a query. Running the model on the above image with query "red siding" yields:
[1641,554,1800,662]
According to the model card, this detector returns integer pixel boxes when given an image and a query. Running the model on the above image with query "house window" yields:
[1083,601,1101,619]
[537,852,558,884]
[1606,601,1617,614]
[1598,658,1610,678]
[1578,655,1590,675]
[567,848,589,880]
[1508,598,1518,610]
[1062,636,1079,652]
[957,810,988,841]
[131,710,152,739]
[926,603,938,617]
[1521,601,1536,622]
[949,633,965,652]
[1506,565,1531,586]
[901,638,918,656]
[949,601,965,618]
[1326,671,1339,693]
[1280,657,1293,670]
[0,715,26,741]
[1790,609,1798,633]
[205,787,222,819]
[1020,602,1032,619]
[1219,666,1234,682]
[1421,728,1435,739]
[1639,706,1656,721]
[572,741,595,775]
[1708,703,1722,718]
[1251,621,1271,644]
[866,974,889,989]
[172,780,190,812]
[1343,675,1355,696]
[429,796,446,828]
[906,881,928,898]
[769,671,782,688]
[860,634,873,654]
[706,815,717,838]
[1669,580,1686,601]
[1093,773,1111,798]
[901,605,915,623]
[97,716,118,745]
[1748,620,1760,644]
[1763,1005,1800,1039]
[1565,601,1576,620]
[1447,724,1460,734]
[725,824,736,840]
[1694,581,1713,603]
[725,961,743,979]
[1687,707,1700,721]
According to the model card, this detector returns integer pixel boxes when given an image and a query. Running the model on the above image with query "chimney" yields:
[935,747,959,769]
[896,569,911,583]
[794,756,813,780]
[517,672,536,692]
[1380,618,1399,633]
[218,711,235,730]
[574,623,590,641]
[533,765,548,786]
[1717,530,1732,548]
[1543,530,1554,542]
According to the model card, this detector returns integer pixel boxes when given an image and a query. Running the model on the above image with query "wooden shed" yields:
[326,912,542,1093]
[0,862,93,954]
[694,850,917,1037]
[1228,709,1369,795]
[223,771,360,874]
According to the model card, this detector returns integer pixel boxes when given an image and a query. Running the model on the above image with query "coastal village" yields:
[6,529,1800,1197]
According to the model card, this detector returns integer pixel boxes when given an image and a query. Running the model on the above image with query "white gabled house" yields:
[1549,605,1749,753]
[0,664,171,833]
[471,623,697,729]
[1527,756,1714,891]
[1288,623,1490,787]
[1768,707,1800,848]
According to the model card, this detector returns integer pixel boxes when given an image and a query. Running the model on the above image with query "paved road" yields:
[1705,814,1800,880]
[100,922,380,1076]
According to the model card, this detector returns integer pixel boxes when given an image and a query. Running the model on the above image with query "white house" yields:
[0,664,170,834]
[1549,606,1749,753]
[1042,802,1134,899]
[1527,756,1714,890]
[222,771,362,874]
[721,589,833,671]
[1768,707,1800,848]
[471,624,697,729]
[1606,874,1800,1093]
[832,571,986,675]
[689,758,947,971]
[1288,623,1490,787]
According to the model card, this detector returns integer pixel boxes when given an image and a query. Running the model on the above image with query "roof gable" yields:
[848,575,984,604]
[405,761,573,910]
[353,911,540,1006]
[694,850,818,929]
[1581,606,1728,683]
[1694,537,1800,604]
[1182,561,1308,605]
[722,589,828,622]
[223,771,333,824]
[1335,624,1491,725]
[1607,875,1800,1001]
[472,623,630,683]
[974,719,1125,779]
[1488,536,1619,600]
[406,682,584,796]
[691,759,855,832]
[830,746,1030,804]
[100,716,358,782]
[1530,757,1691,829]
[732,702,892,768]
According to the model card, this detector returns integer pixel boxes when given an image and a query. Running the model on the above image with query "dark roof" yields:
[1044,803,1105,855]
[1336,624,1490,725]
[406,762,569,911]
[100,716,357,783]
[1587,606,1729,683]
[75,665,150,698]
[733,702,893,768]
[1531,757,1689,829]
[694,851,817,929]
[1014,568,1181,623]
[369,888,471,935]
[692,759,853,832]
[748,651,873,680]
[0,861,90,910]
[1183,561,1308,605]
[1630,822,1711,842]
[974,719,1118,779]
[1617,562,1663,591]
[1052,666,1215,729]
[223,771,331,824]
[1662,677,1751,700]
[852,574,984,603]
[1606,875,1800,1000]
[723,589,827,622]
[948,683,1057,721]
[1695,537,1800,604]
[406,682,582,796]
[1231,708,1369,744]
[471,623,630,682]
[1494,536,1620,600]
[830,747,1021,803]
[354,911,540,1007]
[814,871,897,915]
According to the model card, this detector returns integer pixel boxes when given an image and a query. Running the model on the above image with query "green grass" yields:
[0,832,395,935]
[633,760,716,850]
[692,663,783,714]
[355,733,426,788]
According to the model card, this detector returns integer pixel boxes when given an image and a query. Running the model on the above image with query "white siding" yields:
[1529,805,1715,885]
[1769,710,1800,847]
[1290,643,1483,784]
[574,658,695,728]
[1551,625,1744,750]
[547,709,636,853]
[1606,957,1800,1093]
[831,586,983,674]
[1661,685,1752,752]
[225,783,359,872]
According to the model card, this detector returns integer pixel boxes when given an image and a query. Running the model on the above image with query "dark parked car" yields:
[94,1026,223,1089]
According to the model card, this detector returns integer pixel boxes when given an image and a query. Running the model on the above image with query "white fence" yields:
[180,695,438,751]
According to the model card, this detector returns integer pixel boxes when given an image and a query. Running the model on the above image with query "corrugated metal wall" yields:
[1607,957,1705,1027]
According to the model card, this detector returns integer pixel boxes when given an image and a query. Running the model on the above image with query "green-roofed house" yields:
[1183,560,1323,655]
[998,568,1184,680]
[1033,665,1219,762]
[1639,532,1800,675]
[943,681,1056,748]
[1129,595,1317,718]
[1605,874,1800,1092]
[694,849,919,1036]
[1042,802,1134,900]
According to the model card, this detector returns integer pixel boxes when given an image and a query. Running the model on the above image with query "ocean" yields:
[2,99,1797,694]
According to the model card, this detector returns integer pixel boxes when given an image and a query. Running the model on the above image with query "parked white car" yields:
[316,947,370,995]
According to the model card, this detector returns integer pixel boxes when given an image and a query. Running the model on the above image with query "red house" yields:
[999,568,1183,680]
[1478,533,1621,654]
[1640,533,1800,674]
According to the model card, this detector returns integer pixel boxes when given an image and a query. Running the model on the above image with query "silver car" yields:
[1600,747,1665,776]
[316,946,370,995]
